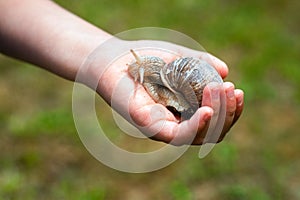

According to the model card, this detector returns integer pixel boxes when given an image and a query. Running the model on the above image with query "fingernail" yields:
[235,89,244,106]
[203,114,211,122]
[237,97,243,107]
[203,109,213,122]
[211,87,219,100]
[227,89,235,99]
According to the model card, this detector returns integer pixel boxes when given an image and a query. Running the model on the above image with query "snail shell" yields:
[128,49,223,119]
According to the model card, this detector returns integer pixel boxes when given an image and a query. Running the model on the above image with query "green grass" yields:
[1,0,300,199]
[169,181,193,200]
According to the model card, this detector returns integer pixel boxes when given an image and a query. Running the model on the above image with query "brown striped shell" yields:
[127,49,223,119]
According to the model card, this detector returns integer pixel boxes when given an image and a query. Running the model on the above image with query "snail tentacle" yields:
[130,49,143,64]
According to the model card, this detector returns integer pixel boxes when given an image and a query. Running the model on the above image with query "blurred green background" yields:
[1,0,299,199]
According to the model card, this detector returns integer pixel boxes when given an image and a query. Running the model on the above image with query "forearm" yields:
[0,0,112,81]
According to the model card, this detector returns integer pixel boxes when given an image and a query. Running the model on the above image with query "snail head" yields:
[127,49,166,86]
[127,49,145,84]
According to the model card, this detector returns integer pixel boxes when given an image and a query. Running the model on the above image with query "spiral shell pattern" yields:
[127,50,223,119]
[161,57,223,117]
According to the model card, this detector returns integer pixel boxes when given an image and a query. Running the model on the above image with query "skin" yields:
[0,0,244,146]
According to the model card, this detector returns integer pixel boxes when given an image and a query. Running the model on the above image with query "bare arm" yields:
[0,0,244,145]
[0,0,112,80]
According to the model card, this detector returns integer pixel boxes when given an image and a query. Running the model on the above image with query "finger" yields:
[129,103,176,138]
[186,106,213,145]
[191,107,213,145]
[232,89,244,126]
[198,52,229,79]
[219,82,236,141]
[178,48,228,79]
[147,106,213,146]
[168,107,213,146]
[129,100,201,145]
[201,82,223,143]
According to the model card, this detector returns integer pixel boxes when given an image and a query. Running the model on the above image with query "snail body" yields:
[128,49,223,119]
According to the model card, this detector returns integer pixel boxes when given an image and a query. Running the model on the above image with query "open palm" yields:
[84,39,244,145]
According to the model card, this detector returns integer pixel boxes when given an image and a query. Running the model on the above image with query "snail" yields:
[127,49,223,119]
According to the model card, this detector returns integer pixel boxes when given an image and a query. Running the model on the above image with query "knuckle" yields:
[227,110,235,118]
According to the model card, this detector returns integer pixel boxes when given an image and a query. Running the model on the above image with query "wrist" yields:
[79,38,128,101]
[60,30,113,81]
